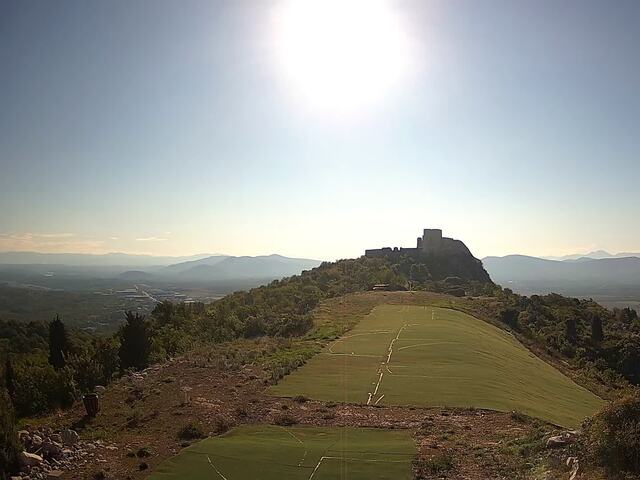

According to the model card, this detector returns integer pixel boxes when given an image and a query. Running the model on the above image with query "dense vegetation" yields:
[494,289,640,388]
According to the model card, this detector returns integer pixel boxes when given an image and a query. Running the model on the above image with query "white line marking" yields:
[397,341,460,351]
[374,394,385,405]
[367,323,408,404]
[207,455,229,480]
[309,455,408,478]
[372,371,384,396]
[320,353,381,358]
[328,331,390,353]
[388,374,473,380]
[279,427,308,467]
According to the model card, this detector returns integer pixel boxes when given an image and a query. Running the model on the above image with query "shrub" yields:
[177,421,205,440]
[422,453,454,474]
[274,413,296,426]
[212,415,233,434]
[582,392,640,474]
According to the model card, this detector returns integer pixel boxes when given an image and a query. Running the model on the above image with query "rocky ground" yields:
[20,354,591,480]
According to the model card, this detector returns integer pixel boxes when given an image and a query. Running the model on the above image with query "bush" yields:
[582,392,640,474]
[422,453,454,474]
[274,413,296,426]
[12,362,76,416]
[177,421,205,440]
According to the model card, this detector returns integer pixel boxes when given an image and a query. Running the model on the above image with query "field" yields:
[148,425,415,480]
[270,305,605,427]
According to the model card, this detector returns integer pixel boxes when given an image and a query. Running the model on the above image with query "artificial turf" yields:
[148,425,415,480]
[269,305,604,427]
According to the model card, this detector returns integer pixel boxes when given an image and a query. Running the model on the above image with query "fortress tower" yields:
[420,228,443,252]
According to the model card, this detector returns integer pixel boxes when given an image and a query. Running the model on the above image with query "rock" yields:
[546,431,579,448]
[42,441,63,458]
[94,385,106,394]
[50,434,62,444]
[32,435,43,447]
[19,451,44,468]
[567,457,581,480]
[46,471,64,479]
[60,429,79,446]
[17,430,30,442]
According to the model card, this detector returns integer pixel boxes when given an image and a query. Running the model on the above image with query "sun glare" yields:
[271,0,413,117]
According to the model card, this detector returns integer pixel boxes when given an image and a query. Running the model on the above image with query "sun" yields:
[270,0,413,117]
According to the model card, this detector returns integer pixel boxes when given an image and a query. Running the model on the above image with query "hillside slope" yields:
[271,303,604,427]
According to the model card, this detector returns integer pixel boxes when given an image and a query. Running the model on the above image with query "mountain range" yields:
[0,252,323,289]
[482,254,640,309]
[543,250,640,261]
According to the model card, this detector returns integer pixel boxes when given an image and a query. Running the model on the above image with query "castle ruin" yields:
[365,229,473,258]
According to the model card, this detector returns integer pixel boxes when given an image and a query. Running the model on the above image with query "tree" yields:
[119,311,151,371]
[48,315,70,370]
[591,314,604,343]
[565,316,578,344]
[0,386,19,480]
[499,308,519,330]
[3,357,15,402]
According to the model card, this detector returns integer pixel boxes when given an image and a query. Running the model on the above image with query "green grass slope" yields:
[148,425,415,480]
[270,305,605,427]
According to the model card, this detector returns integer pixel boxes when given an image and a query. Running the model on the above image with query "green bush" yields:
[582,392,640,474]
[12,361,76,416]
[423,453,454,473]
[177,421,205,440]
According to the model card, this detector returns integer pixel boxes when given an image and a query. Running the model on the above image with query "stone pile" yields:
[12,427,118,480]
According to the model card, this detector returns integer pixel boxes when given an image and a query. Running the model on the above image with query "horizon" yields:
[2,1,640,261]
[0,243,639,263]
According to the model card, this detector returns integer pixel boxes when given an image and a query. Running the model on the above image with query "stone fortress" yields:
[365,229,473,258]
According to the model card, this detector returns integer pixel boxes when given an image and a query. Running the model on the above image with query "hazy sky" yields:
[1,0,639,260]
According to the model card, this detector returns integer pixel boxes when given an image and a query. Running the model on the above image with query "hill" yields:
[544,250,640,261]
[160,254,322,282]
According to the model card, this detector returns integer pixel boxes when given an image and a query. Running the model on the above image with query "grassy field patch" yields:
[270,305,604,427]
[148,425,415,480]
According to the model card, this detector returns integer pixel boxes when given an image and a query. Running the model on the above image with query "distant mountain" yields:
[544,250,640,261]
[162,254,322,282]
[160,255,229,275]
[482,254,640,307]
[0,251,214,267]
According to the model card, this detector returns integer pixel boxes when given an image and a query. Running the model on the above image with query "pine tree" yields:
[0,385,19,478]
[591,314,604,343]
[119,311,151,371]
[3,357,15,402]
[565,316,578,344]
[48,315,70,370]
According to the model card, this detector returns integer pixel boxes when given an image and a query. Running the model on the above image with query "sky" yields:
[1,0,639,260]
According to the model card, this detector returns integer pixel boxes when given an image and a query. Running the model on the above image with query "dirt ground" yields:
[33,354,585,480]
